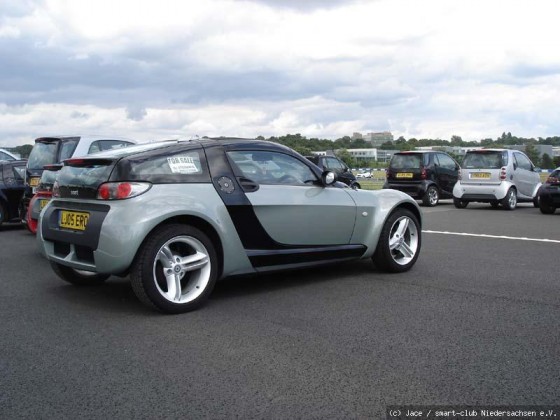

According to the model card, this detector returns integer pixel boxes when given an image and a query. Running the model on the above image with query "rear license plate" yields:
[39,199,50,210]
[471,172,491,179]
[59,210,90,231]
[396,173,413,179]
[29,177,40,187]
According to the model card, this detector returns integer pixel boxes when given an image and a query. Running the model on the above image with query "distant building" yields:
[351,132,363,140]
[364,132,394,147]
[345,148,378,161]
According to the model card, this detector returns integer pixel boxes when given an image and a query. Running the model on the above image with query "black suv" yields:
[305,155,360,189]
[0,160,26,226]
[384,151,459,206]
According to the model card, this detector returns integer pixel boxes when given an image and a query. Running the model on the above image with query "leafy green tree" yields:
[450,135,462,145]
[11,144,33,158]
[525,144,540,166]
[541,153,554,169]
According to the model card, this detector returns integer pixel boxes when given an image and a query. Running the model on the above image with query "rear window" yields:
[390,153,424,169]
[28,141,59,170]
[57,161,115,189]
[462,151,506,169]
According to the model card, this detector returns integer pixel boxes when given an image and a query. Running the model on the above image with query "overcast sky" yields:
[1,0,559,146]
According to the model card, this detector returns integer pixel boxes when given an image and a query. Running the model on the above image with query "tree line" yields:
[6,132,560,168]
[263,132,560,169]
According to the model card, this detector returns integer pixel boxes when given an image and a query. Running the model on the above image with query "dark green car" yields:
[38,138,422,313]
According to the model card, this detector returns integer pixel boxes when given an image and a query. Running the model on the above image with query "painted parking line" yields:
[423,230,560,244]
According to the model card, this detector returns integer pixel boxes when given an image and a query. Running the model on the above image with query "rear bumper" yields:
[453,181,509,201]
[383,181,429,199]
[539,187,560,206]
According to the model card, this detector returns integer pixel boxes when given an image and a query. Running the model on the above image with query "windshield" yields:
[390,154,423,169]
[27,141,59,170]
[462,151,505,169]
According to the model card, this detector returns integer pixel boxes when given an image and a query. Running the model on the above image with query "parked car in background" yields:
[38,138,422,313]
[537,167,560,214]
[25,164,61,234]
[305,155,360,188]
[452,149,541,210]
[384,151,459,206]
[356,171,372,179]
[21,135,137,227]
[0,160,26,227]
[0,148,19,161]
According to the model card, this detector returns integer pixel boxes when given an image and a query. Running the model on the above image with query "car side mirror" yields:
[322,171,337,186]
[533,166,541,172]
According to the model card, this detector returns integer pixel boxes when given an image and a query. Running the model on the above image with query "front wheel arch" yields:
[372,206,421,273]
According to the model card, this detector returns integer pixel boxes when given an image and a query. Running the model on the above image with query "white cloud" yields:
[0,0,560,147]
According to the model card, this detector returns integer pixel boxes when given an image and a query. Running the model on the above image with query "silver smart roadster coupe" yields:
[38,138,422,313]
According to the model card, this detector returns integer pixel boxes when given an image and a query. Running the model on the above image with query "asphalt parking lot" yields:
[1,201,559,419]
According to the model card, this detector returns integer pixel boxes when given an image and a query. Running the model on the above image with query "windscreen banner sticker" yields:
[167,156,199,174]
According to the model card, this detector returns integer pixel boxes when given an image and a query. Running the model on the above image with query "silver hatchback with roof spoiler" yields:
[452,148,541,210]
[38,138,423,314]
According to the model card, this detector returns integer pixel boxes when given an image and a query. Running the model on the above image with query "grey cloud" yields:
[126,105,147,121]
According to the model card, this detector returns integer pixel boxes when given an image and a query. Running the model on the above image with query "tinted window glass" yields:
[390,154,422,169]
[0,151,14,161]
[88,140,134,154]
[57,162,114,189]
[28,141,59,170]
[228,151,317,186]
[514,153,532,170]
[462,151,504,169]
[117,149,209,183]
[59,139,79,161]
[437,153,457,170]
[2,164,24,184]
[326,157,343,170]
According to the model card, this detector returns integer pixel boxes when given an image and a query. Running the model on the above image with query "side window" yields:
[438,153,457,170]
[88,140,133,154]
[326,157,343,171]
[59,139,79,161]
[117,149,209,183]
[514,153,531,170]
[0,151,13,161]
[228,151,317,186]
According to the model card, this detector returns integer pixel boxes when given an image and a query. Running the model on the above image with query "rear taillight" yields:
[96,182,151,200]
[458,168,462,181]
[499,166,507,181]
[385,168,391,178]
[420,167,427,180]
[546,176,559,185]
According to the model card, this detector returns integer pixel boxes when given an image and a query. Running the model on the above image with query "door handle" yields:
[238,177,260,192]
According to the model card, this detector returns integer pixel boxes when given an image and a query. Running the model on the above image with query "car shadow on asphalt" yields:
[210,259,382,301]
[48,260,390,314]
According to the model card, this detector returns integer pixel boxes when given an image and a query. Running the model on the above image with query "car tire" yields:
[351,182,361,189]
[533,195,540,208]
[130,224,218,314]
[539,201,556,214]
[501,188,517,210]
[422,186,439,207]
[50,261,110,285]
[373,208,421,273]
[453,198,468,208]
